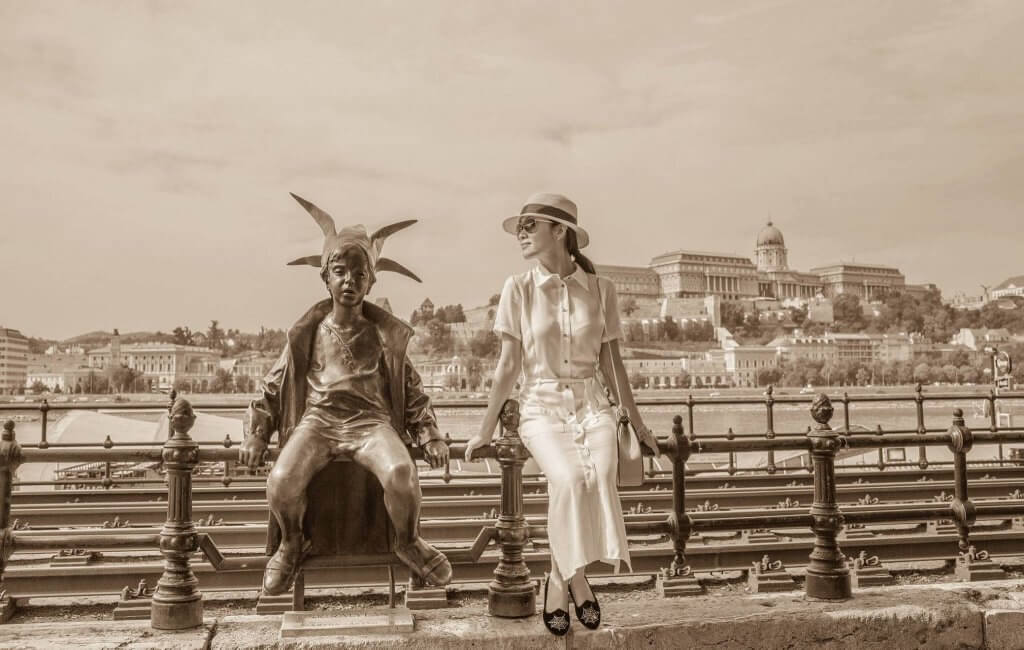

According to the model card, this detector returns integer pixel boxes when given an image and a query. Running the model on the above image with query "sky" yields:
[2,0,1023,340]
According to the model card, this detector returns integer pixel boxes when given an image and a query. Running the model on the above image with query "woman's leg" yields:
[519,413,586,612]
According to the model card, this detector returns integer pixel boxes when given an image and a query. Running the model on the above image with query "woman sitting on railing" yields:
[465,193,659,636]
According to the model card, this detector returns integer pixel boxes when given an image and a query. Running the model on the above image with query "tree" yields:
[469,330,500,359]
[257,327,287,353]
[855,367,870,386]
[942,364,959,384]
[488,294,500,306]
[629,372,645,389]
[234,375,255,393]
[30,380,47,394]
[677,370,691,388]
[960,365,980,384]
[740,311,762,340]
[913,363,932,384]
[107,365,141,393]
[465,357,484,390]
[833,294,865,331]
[621,297,639,317]
[211,368,234,393]
[661,316,681,342]
[721,302,745,331]
[172,326,194,345]
[757,367,783,387]
[207,320,225,350]
[425,319,454,357]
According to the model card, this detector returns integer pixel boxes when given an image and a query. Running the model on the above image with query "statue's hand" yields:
[422,439,449,469]
[239,435,268,470]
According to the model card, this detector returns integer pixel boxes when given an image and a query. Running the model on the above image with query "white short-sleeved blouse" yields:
[493,265,622,383]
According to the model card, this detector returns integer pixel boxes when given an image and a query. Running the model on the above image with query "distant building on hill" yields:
[951,328,1011,351]
[991,275,1024,300]
[25,351,90,393]
[767,332,912,364]
[0,327,29,395]
[621,344,778,389]
[809,263,906,301]
[87,331,219,391]
[598,222,926,305]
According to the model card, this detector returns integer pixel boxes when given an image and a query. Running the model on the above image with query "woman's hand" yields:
[633,422,661,458]
[464,432,494,462]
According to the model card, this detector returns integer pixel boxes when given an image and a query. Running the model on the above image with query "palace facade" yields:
[599,222,916,303]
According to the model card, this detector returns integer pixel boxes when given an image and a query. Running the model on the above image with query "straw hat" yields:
[502,192,589,248]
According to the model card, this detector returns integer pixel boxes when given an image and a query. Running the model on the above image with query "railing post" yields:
[804,394,851,599]
[947,408,975,554]
[948,408,1006,581]
[657,415,702,596]
[765,385,776,474]
[488,399,534,618]
[151,393,203,629]
[38,400,49,449]
[915,383,928,468]
[0,421,23,599]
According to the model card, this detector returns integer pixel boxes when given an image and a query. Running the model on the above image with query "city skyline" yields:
[4,1,1024,340]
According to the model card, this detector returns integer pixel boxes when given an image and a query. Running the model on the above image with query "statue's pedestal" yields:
[280,608,414,638]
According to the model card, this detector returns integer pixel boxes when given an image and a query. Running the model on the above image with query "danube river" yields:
[4,390,1020,443]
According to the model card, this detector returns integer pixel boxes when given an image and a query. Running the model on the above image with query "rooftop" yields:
[994,274,1024,291]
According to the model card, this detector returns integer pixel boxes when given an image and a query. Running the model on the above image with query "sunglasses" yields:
[514,216,555,236]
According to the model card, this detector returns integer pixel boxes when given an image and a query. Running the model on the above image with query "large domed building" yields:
[597,220,914,304]
[755,221,788,272]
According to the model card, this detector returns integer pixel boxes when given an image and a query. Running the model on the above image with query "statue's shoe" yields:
[262,540,312,596]
[396,537,453,587]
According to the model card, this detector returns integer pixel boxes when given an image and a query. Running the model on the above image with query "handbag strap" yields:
[588,273,625,409]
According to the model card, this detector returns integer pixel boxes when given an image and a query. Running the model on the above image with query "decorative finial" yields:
[810,393,834,426]
[169,397,197,436]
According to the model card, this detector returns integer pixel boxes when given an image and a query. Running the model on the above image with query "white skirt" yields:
[518,377,631,580]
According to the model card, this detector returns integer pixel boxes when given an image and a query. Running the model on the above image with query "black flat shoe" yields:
[542,575,571,636]
[568,575,601,630]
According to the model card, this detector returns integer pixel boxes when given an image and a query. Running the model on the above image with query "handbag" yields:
[589,273,645,487]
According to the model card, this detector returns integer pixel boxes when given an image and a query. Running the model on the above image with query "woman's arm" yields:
[599,338,660,457]
[464,334,522,461]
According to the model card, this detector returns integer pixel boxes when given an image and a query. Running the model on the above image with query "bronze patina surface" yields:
[239,194,451,596]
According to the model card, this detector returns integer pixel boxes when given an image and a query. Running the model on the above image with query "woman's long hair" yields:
[566,229,596,275]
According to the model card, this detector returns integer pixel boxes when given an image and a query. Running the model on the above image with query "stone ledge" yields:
[0,617,215,649]
[210,585,1002,649]
[985,609,1024,650]
[3,582,1023,649]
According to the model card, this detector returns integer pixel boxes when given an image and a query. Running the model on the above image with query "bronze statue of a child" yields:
[240,194,451,595]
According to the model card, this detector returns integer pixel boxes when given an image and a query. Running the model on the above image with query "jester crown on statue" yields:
[286,192,422,283]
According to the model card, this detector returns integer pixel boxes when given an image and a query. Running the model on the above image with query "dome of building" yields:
[757,221,785,247]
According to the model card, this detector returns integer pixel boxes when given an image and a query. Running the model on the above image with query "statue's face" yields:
[326,246,374,307]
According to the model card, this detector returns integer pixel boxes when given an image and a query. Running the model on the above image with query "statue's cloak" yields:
[247,298,441,556]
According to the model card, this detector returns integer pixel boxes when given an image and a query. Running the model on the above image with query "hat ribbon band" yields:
[521,203,577,225]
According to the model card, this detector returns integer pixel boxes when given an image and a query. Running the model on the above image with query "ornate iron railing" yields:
[0,388,1022,630]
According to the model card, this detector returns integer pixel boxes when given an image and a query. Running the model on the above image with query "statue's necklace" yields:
[323,321,360,367]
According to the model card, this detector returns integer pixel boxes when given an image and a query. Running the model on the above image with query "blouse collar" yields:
[533,263,592,292]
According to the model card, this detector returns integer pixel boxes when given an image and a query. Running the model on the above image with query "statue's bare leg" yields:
[354,425,452,586]
[263,427,334,594]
